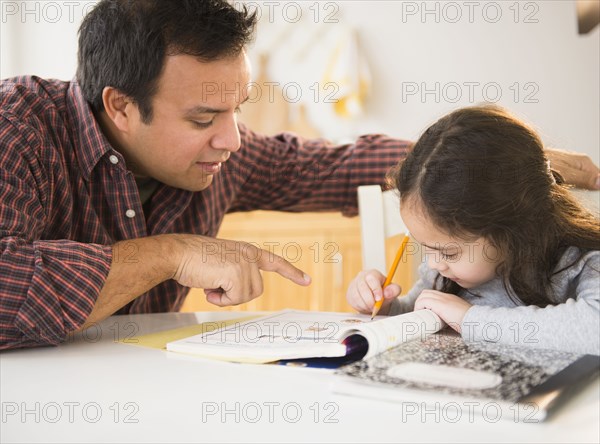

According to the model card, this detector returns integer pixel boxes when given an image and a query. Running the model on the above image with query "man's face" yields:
[121,52,250,191]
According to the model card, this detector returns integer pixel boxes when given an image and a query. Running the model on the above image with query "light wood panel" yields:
[180,211,417,313]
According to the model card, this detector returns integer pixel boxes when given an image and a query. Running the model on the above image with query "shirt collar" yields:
[66,80,116,180]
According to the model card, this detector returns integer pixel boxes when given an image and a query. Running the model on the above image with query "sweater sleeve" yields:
[388,262,439,316]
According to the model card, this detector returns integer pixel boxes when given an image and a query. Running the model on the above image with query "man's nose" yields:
[211,115,241,153]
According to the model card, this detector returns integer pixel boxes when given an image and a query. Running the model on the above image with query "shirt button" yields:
[109,155,119,164]
[125,209,136,218]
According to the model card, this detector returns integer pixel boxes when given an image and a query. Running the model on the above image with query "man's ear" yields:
[101,87,136,133]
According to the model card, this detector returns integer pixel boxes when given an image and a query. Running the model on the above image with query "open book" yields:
[332,331,599,422]
[166,309,444,367]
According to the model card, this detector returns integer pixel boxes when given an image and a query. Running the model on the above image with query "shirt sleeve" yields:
[0,116,112,350]
[461,253,600,355]
[227,124,412,216]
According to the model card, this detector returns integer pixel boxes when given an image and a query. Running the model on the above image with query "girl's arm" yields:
[388,262,438,315]
[461,251,600,355]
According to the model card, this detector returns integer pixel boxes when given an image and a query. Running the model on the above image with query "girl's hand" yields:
[414,290,472,333]
[346,269,401,315]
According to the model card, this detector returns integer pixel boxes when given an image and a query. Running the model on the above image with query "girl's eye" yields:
[441,252,459,260]
[192,120,213,129]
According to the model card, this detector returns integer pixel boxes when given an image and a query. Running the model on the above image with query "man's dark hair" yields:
[76,0,257,123]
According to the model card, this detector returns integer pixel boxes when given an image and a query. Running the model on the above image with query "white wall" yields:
[0,1,92,80]
[1,0,598,163]
[344,0,599,163]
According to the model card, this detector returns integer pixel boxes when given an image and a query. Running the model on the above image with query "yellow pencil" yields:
[371,234,410,320]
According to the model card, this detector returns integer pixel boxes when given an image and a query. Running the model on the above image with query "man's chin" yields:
[164,175,214,192]
[189,175,214,192]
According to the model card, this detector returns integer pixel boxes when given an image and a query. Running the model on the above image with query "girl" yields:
[347,105,600,355]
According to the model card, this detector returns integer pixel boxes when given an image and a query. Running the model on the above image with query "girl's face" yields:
[400,197,503,289]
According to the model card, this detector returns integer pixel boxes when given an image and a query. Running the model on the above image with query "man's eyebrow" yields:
[184,97,249,116]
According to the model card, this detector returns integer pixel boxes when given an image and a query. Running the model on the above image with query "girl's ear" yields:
[487,240,506,272]
[101,87,136,133]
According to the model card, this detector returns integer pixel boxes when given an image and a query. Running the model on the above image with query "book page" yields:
[339,310,445,359]
[166,309,444,363]
[166,310,384,363]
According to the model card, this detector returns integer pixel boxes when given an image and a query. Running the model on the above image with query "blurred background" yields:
[2,1,598,158]
[1,0,598,312]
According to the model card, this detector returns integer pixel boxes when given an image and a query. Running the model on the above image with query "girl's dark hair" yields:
[391,105,600,306]
[76,0,257,123]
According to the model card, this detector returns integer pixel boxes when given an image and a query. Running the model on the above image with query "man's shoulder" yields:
[0,76,70,119]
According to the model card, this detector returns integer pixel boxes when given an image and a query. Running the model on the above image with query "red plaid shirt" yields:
[0,76,411,350]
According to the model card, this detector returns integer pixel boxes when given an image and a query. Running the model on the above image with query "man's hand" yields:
[545,148,600,190]
[414,290,472,333]
[171,235,311,306]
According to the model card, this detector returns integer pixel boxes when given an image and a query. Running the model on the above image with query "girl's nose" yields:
[427,252,448,272]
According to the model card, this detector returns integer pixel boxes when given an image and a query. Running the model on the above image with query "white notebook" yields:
[166,309,444,366]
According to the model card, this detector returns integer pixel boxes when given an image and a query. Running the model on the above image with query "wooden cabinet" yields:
[180,211,416,313]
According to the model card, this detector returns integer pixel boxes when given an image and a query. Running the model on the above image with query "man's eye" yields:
[192,120,213,129]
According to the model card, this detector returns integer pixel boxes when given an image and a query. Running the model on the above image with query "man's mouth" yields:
[195,161,222,174]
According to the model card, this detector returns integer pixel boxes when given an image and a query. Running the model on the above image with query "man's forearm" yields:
[545,148,600,190]
[78,235,178,329]
[77,231,311,332]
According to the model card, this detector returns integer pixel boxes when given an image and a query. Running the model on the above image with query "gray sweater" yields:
[388,247,600,355]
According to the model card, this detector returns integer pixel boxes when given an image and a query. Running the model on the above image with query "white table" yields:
[1,312,599,443]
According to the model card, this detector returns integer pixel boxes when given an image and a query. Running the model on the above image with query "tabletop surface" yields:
[1,311,599,443]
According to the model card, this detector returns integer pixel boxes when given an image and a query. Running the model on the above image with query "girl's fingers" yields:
[383,283,401,299]
[365,273,384,301]
[347,270,392,315]
[356,279,375,313]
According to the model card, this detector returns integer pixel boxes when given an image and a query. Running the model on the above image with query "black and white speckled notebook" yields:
[333,331,599,422]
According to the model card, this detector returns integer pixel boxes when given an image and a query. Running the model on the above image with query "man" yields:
[1,0,597,350]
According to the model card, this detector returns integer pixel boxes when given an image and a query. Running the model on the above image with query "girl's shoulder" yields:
[557,246,599,268]
[554,246,600,281]
[417,260,439,285]
[546,247,598,304]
